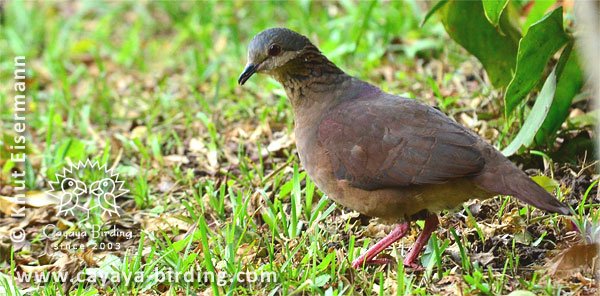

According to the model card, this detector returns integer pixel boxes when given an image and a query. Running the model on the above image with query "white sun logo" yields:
[46,160,128,221]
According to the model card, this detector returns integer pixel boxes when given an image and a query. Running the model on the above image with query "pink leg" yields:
[351,222,410,269]
[402,215,439,268]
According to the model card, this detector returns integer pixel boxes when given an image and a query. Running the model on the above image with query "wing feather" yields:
[318,95,485,190]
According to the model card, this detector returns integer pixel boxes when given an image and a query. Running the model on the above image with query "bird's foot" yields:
[400,215,439,271]
[351,223,411,269]
[402,260,423,270]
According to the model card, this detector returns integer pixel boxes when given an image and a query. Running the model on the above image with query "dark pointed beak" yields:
[238,63,257,85]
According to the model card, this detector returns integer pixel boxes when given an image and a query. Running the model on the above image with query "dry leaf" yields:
[471,252,495,266]
[24,190,62,207]
[547,243,599,277]
[145,215,192,233]
[267,132,295,153]
[0,195,16,216]
[207,150,219,170]
[164,155,190,166]
[0,190,63,215]
[130,126,148,139]
[158,179,175,193]
[189,138,206,153]
[20,264,55,273]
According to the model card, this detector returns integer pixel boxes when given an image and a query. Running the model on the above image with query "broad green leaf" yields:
[421,0,448,27]
[502,68,557,156]
[534,43,584,146]
[522,0,556,35]
[504,7,569,114]
[532,176,560,192]
[437,0,519,87]
[499,2,523,45]
[482,0,509,26]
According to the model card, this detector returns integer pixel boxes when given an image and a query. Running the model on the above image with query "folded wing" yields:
[318,96,485,190]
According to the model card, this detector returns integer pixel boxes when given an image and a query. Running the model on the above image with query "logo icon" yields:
[46,160,128,221]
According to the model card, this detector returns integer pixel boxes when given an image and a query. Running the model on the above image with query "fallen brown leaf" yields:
[547,243,599,277]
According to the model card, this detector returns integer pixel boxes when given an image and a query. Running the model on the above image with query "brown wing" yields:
[318,95,485,190]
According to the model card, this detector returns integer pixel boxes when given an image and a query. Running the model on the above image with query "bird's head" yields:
[238,28,310,85]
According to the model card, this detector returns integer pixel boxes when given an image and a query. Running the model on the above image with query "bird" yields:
[57,177,87,217]
[238,28,571,269]
[89,178,120,217]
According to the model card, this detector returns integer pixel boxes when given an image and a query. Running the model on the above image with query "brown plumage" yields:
[239,28,570,269]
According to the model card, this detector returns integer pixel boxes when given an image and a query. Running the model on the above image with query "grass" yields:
[0,1,597,295]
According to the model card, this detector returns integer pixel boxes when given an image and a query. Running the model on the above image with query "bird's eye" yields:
[68,181,74,186]
[103,181,108,186]
[268,44,281,56]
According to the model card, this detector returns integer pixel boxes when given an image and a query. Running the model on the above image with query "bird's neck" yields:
[272,45,349,109]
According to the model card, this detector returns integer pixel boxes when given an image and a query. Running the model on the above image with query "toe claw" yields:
[402,261,423,270]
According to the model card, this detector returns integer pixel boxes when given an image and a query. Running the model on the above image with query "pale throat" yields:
[272,53,347,108]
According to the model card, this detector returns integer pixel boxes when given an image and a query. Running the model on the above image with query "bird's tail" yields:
[473,151,571,215]
[504,173,571,215]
